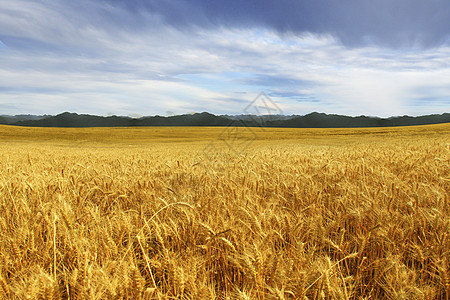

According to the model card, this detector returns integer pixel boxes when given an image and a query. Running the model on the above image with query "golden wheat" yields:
[0,123,448,299]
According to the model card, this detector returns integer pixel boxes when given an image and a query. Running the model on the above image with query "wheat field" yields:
[0,123,449,299]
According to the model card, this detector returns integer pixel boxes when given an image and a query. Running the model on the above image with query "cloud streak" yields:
[126,0,450,48]
[0,0,449,117]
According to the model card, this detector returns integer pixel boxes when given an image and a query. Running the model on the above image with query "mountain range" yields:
[0,112,449,128]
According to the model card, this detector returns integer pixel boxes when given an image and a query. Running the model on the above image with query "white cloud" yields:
[0,0,449,116]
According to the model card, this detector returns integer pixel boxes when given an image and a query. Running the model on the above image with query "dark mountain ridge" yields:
[0,112,448,128]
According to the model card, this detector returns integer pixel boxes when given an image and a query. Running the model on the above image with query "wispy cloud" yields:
[0,0,449,117]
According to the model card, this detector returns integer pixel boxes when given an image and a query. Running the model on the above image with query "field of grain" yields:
[0,124,449,299]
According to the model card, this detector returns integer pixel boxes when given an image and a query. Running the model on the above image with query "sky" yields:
[0,0,450,117]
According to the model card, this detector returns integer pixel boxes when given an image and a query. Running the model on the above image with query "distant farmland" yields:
[0,123,448,299]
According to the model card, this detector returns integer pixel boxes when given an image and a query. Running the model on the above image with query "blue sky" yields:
[0,0,449,117]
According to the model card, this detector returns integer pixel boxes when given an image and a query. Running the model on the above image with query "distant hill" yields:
[260,112,450,128]
[0,114,49,124]
[0,112,448,128]
[8,112,231,127]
